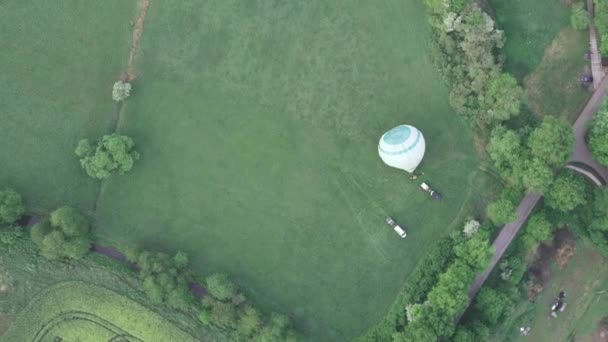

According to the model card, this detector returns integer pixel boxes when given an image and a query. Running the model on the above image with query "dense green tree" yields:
[49,206,89,237]
[521,158,554,193]
[237,305,263,337]
[0,226,23,245]
[427,261,474,315]
[75,134,140,180]
[527,117,574,167]
[473,287,511,325]
[453,327,476,342]
[522,213,553,248]
[173,251,189,269]
[454,232,494,271]
[588,216,608,254]
[201,297,237,328]
[30,207,91,260]
[571,2,590,30]
[487,196,516,225]
[482,73,524,122]
[487,126,523,172]
[206,273,236,301]
[589,103,608,166]
[545,172,588,212]
[0,188,25,225]
[136,250,194,310]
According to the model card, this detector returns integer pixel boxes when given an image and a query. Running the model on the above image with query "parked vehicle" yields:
[420,182,442,201]
[385,216,407,238]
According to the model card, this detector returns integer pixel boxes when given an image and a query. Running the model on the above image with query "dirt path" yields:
[127,0,150,79]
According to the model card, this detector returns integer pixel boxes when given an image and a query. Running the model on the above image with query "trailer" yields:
[385,216,407,238]
[420,182,442,201]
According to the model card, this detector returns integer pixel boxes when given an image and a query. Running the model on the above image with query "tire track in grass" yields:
[92,0,151,216]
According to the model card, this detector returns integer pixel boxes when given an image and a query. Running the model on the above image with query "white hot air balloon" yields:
[378,125,426,173]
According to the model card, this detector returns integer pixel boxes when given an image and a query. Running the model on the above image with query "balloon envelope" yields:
[378,125,425,173]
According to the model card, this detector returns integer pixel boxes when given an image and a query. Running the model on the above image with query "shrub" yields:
[112,80,132,102]
[545,171,588,212]
[30,207,91,260]
[206,273,236,301]
[473,287,511,325]
[589,101,608,166]
[522,213,553,249]
[136,250,194,310]
[454,231,494,271]
[571,2,590,30]
[75,134,140,180]
[487,196,516,225]
[463,219,481,237]
[0,188,25,225]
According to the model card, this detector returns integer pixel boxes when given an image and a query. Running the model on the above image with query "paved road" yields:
[467,10,608,301]
[569,75,608,185]
[467,193,542,299]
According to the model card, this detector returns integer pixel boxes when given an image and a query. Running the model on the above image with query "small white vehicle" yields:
[386,217,407,238]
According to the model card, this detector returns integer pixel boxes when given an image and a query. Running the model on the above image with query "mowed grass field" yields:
[1,281,197,342]
[490,0,589,121]
[94,0,480,340]
[0,0,135,212]
[490,239,608,342]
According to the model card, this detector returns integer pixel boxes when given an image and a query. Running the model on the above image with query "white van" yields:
[394,225,407,238]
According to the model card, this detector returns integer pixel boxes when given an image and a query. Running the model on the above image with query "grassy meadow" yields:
[0,0,485,340]
[490,238,608,342]
[94,0,480,339]
[0,0,135,213]
[490,0,590,121]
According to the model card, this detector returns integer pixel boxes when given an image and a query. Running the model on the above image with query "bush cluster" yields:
[595,0,608,55]
[589,99,608,166]
[30,207,91,260]
[425,0,523,130]
[200,273,300,341]
[75,134,140,180]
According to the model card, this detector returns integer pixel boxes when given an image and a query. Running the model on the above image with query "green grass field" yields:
[0,239,225,341]
[490,239,608,342]
[93,0,480,339]
[0,0,135,212]
[490,0,589,121]
[2,281,197,342]
[1,1,482,340]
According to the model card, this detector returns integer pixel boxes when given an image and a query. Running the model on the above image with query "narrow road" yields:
[467,7,608,302]
[568,75,608,185]
[467,193,542,299]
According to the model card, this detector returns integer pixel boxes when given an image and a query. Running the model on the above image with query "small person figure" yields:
[519,326,531,336]
[409,174,418,181]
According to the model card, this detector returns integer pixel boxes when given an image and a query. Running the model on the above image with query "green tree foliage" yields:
[546,172,588,212]
[527,116,574,168]
[473,287,511,325]
[522,213,553,249]
[206,273,236,301]
[0,188,25,225]
[589,101,608,166]
[596,0,608,55]
[237,305,263,337]
[201,296,237,328]
[571,2,590,30]
[487,196,516,225]
[482,73,524,122]
[452,327,476,342]
[427,261,474,315]
[136,250,194,310]
[112,80,132,102]
[75,134,140,180]
[454,231,494,271]
[0,226,24,245]
[30,207,91,260]
[487,125,523,174]
[581,187,608,254]
[521,158,554,193]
